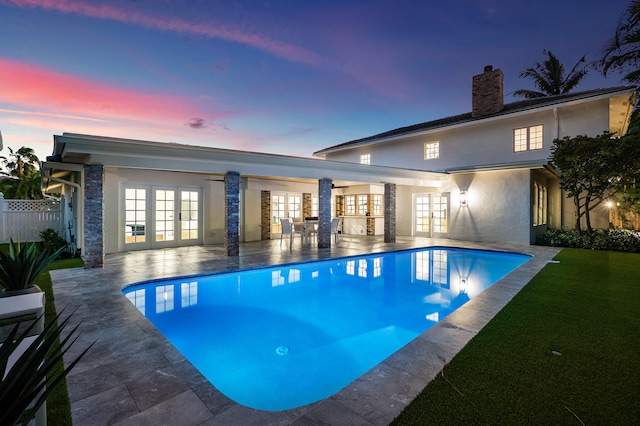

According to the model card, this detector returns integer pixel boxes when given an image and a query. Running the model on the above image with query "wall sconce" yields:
[459,277,467,293]
[460,191,467,206]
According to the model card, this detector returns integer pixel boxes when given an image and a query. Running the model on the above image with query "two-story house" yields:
[314,66,636,246]
[41,66,635,267]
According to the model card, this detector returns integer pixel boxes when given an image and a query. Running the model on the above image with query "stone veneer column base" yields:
[318,178,332,248]
[225,172,240,256]
[83,164,104,268]
[261,191,271,240]
[384,183,396,243]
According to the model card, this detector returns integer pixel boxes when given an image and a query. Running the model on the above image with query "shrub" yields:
[39,229,68,257]
[537,228,640,252]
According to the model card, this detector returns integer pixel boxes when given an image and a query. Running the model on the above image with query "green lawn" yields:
[391,248,640,425]
[35,257,84,426]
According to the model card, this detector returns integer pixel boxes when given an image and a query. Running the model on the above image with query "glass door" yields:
[271,194,286,236]
[432,193,449,238]
[154,189,176,246]
[150,187,201,248]
[414,193,449,238]
[124,187,149,247]
[414,195,431,237]
[180,190,200,244]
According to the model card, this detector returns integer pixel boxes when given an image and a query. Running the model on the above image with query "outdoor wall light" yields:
[459,277,467,293]
[460,190,468,206]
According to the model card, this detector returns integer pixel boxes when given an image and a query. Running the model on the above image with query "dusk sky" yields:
[0,0,633,162]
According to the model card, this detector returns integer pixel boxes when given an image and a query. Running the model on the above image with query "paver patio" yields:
[51,236,560,425]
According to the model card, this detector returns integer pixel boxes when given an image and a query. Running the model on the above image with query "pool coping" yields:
[50,238,561,425]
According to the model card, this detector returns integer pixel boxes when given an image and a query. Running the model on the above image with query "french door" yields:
[414,193,449,238]
[270,193,301,236]
[124,185,202,249]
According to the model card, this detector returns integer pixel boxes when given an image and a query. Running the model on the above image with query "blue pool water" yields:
[123,247,529,411]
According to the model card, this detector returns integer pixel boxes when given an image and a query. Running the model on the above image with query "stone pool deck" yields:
[51,237,560,425]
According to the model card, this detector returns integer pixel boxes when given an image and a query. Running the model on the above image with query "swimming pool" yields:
[123,247,529,411]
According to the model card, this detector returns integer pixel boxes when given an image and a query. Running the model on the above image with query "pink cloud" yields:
[0,59,230,124]
[2,0,325,67]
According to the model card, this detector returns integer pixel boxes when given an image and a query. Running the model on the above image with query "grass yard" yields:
[35,257,84,426]
[391,248,640,425]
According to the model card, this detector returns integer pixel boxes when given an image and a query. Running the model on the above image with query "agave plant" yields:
[0,310,93,425]
[0,239,66,292]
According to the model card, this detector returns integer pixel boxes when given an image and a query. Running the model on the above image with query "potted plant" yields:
[0,239,66,297]
[0,310,93,425]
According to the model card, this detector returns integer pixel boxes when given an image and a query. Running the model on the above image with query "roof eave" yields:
[315,86,638,156]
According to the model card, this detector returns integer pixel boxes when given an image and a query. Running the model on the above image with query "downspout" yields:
[42,167,83,254]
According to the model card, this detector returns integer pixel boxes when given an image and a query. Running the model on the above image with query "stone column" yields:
[83,164,104,268]
[260,191,271,240]
[302,193,312,218]
[366,194,375,236]
[384,183,396,243]
[335,195,345,217]
[318,178,332,248]
[225,171,240,256]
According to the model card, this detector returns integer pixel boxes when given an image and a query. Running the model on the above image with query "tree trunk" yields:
[585,195,592,232]
[574,195,581,231]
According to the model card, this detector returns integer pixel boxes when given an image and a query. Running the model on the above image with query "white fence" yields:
[0,195,64,243]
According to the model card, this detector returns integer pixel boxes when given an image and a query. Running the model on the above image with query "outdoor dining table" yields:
[293,219,318,243]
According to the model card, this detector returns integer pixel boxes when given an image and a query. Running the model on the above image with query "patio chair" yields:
[305,220,318,241]
[280,218,303,247]
[330,217,342,243]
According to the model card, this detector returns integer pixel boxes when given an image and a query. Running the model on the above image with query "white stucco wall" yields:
[445,170,532,245]
[323,98,611,173]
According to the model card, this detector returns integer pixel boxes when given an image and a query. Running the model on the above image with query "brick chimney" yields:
[472,65,504,117]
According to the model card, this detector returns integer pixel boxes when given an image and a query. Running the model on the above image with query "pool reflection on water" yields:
[123,247,529,411]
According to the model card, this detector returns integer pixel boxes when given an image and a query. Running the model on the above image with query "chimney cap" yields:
[484,65,493,72]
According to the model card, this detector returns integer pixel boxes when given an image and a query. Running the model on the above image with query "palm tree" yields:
[0,146,43,199]
[513,50,588,99]
[599,0,640,84]
[1,146,39,179]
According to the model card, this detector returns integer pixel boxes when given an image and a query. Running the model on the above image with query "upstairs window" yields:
[514,125,543,152]
[424,142,439,160]
[360,153,370,164]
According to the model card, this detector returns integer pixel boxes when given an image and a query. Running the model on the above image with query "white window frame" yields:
[345,195,356,215]
[288,194,301,221]
[357,195,368,215]
[360,153,371,164]
[514,125,543,152]
[533,182,547,226]
[124,187,148,245]
[424,141,440,160]
[373,195,382,215]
